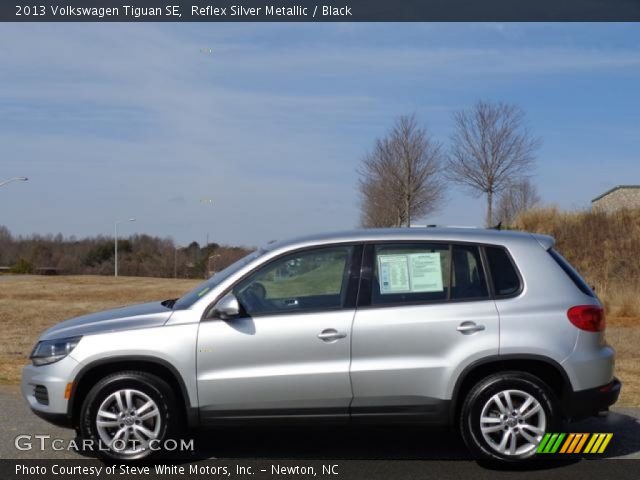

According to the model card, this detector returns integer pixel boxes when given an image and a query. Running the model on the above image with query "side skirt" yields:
[198,401,452,427]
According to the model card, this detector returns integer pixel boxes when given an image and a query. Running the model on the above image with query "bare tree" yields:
[447,101,540,226]
[358,115,445,227]
[495,179,541,226]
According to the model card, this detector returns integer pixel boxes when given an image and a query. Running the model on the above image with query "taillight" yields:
[567,305,605,332]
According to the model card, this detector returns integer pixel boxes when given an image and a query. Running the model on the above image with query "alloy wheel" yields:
[95,388,162,456]
[479,389,546,457]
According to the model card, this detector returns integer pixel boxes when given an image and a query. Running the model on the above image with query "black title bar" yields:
[4,0,640,22]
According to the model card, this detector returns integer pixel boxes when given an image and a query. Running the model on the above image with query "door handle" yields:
[456,322,485,334]
[317,329,347,342]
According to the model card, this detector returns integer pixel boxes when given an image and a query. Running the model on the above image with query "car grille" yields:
[34,385,49,405]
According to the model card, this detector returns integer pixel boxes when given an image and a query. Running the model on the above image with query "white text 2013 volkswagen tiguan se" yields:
[22,228,620,461]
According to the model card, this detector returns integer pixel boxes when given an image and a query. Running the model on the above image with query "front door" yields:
[196,244,360,422]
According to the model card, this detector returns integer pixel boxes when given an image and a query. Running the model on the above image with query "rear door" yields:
[349,242,500,421]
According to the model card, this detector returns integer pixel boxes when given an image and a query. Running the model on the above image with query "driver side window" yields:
[233,246,354,316]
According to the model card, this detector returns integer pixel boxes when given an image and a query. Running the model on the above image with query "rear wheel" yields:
[460,372,560,461]
[79,371,177,460]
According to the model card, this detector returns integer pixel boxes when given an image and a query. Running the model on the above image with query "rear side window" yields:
[372,243,450,305]
[485,247,521,297]
[548,248,595,297]
[369,243,490,306]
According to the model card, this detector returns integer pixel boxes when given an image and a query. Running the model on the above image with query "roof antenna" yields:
[491,221,502,230]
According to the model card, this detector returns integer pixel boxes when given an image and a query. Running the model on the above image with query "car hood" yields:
[40,301,174,341]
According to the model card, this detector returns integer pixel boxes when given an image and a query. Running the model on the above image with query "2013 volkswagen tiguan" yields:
[22,228,620,461]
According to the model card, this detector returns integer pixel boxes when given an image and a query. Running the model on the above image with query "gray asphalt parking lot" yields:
[2,385,640,474]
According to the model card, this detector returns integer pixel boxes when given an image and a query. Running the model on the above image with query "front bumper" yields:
[21,356,79,427]
[565,377,621,421]
[30,407,74,428]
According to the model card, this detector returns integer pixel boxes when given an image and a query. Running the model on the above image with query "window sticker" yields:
[378,254,410,294]
[408,253,443,292]
[377,252,444,294]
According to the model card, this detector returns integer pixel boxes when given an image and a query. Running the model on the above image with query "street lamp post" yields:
[114,218,136,277]
[199,198,214,279]
[199,198,213,248]
[0,177,28,188]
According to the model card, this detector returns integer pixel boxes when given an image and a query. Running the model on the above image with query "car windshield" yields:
[173,248,267,309]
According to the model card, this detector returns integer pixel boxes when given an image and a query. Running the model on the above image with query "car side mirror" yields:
[213,293,241,320]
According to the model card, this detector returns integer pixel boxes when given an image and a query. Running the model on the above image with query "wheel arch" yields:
[450,354,572,424]
[68,356,198,428]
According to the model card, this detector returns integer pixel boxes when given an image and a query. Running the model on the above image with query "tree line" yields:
[0,226,251,278]
[2,100,541,278]
[358,100,541,228]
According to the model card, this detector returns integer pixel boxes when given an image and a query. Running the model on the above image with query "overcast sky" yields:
[1,23,639,247]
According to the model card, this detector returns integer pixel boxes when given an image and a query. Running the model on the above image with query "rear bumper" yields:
[565,377,621,420]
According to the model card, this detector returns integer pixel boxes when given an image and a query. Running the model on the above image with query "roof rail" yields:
[411,224,484,229]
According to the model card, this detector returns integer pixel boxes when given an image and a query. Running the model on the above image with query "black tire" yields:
[78,371,178,460]
[459,372,561,462]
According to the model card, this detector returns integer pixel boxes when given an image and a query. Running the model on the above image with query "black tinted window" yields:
[548,248,595,297]
[451,245,489,300]
[485,247,521,297]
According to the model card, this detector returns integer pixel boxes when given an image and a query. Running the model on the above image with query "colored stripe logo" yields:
[536,433,613,454]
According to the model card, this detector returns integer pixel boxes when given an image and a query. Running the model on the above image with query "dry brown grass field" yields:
[0,275,638,406]
[0,275,199,384]
[515,207,640,318]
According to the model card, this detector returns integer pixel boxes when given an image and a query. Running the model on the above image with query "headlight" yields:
[30,336,82,366]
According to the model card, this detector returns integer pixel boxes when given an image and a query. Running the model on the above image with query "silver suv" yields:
[22,228,620,461]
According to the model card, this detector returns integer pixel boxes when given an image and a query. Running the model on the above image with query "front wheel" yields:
[459,372,561,461]
[78,371,177,460]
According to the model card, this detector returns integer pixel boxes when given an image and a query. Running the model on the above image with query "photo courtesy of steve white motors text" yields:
[15,463,340,477]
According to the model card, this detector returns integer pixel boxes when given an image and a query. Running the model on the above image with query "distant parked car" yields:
[22,227,619,461]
